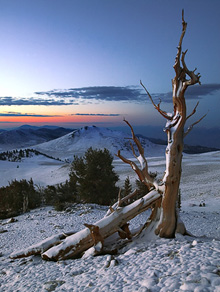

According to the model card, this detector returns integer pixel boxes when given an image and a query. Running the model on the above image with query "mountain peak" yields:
[34,126,166,161]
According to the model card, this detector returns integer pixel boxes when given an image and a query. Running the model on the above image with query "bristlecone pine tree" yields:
[10,11,206,261]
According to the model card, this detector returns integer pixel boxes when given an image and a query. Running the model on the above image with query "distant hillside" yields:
[112,125,220,149]
[137,135,220,154]
[1,124,218,156]
[34,125,166,161]
[184,127,220,149]
[0,126,73,151]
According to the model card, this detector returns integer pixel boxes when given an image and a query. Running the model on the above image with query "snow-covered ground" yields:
[0,155,69,187]
[0,151,220,291]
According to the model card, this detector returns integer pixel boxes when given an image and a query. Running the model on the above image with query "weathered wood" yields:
[41,190,161,261]
[139,10,203,238]
[10,231,75,259]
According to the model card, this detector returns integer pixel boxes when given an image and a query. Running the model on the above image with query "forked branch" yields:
[173,10,201,93]
[181,50,201,87]
[140,80,172,120]
[116,119,163,192]
[116,150,149,186]
[173,9,187,77]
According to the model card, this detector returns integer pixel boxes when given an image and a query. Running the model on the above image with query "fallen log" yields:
[41,190,161,261]
[10,231,75,259]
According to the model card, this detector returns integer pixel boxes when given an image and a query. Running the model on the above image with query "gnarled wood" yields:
[41,190,161,261]
[144,10,202,238]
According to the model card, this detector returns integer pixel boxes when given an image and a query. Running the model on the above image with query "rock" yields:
[43,280,65,291]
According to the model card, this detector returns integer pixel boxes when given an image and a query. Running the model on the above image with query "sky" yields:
[0,0,220,137]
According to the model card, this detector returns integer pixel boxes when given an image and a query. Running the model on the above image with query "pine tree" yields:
[70,147,119,205]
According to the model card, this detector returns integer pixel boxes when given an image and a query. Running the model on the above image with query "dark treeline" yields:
[0,148,152,219]
[0,148,62,162]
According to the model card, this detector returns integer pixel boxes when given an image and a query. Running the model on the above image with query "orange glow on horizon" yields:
[0,113,122,126]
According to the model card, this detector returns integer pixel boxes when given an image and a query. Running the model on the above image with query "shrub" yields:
[0,179,41,219]
[43,180,77,211]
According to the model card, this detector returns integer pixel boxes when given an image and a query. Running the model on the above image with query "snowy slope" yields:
[0,149,220,291]
[0,204,219,292]
[34,125,166,161]
[0,152,68,187]
[0,150,220,291]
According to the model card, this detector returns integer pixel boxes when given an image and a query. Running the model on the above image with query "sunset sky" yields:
[0,0,220,135]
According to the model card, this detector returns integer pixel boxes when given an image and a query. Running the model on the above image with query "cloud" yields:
[186,83,220,98]
[35,83,220,104]
[0,96,78,106]
[0,112,62,117]
[152,83,220,103]
[1,84,219,106]
[72,113,120,117]
[35,86,146,102]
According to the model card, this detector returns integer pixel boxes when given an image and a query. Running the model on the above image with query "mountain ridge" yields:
[0,126,74,151]
[0,125,218,156]
[34,125,166,161]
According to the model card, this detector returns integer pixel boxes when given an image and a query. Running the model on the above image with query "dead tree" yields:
[10,11,205,261]
[117,10,206,238]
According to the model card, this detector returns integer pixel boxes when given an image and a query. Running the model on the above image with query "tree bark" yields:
[41,190,161,261]
[140,10,204,238]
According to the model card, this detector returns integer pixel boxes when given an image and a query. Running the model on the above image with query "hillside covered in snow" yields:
[34,125,166,161]
[0,125,73,152]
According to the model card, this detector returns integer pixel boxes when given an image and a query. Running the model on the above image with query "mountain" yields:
[34,125,166,161]
[137,135,219,154]
[112,125,220,149]
[184,127,220,148]
[0,126,74,151]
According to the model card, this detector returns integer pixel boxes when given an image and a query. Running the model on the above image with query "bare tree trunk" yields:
[140,10,205,238]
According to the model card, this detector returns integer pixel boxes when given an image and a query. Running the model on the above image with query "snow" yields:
[0,150,220,291]
[0,156,69,187]
[34,126,166,161]
[0,126,166,188]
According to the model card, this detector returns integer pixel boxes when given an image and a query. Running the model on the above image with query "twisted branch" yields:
[173,9,187,78]
[181,50,201,87]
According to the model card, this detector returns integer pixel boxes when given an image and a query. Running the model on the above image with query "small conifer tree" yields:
[122,176,132,197]
[70,147,119,205]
